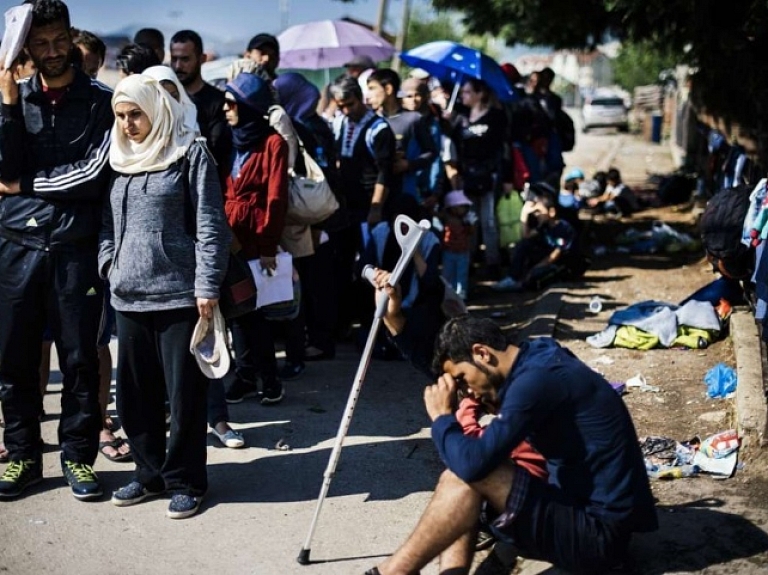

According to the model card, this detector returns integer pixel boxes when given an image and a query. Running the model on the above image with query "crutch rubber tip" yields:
[297,549,311,565]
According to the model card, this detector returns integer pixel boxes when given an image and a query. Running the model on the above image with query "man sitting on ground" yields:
[365,311,657,575]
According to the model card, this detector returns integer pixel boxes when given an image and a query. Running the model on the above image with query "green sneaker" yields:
[0,459,43,499]
[60,455,102,501]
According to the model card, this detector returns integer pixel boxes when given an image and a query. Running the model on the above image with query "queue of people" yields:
[0,10,657,572]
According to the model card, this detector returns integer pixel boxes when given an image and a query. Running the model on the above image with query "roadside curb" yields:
[515,287,565,341]
[731,309,768,446]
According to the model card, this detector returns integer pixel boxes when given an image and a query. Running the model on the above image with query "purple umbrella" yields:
[277,19,394,70]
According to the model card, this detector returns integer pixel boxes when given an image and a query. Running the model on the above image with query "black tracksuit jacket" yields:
[0,68,113,251]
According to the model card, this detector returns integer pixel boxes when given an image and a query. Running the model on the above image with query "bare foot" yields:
[99,428,131,461]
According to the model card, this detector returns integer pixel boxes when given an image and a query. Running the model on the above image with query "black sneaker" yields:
[167,493,203,519]
[0,459,42,499]
[260,381,285,405]
[225,378,260,404]
[60,455,102,501]
[111,481,163,507]
[278,361,305,381]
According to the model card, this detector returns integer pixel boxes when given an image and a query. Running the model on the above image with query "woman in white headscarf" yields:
[98,74,230,520]
[143,65,199,135]
[140,66,247,453]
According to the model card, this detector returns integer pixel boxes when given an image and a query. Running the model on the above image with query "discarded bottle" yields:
[589,296,603,313]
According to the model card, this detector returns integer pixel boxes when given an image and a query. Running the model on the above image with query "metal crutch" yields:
[297,215,431,565]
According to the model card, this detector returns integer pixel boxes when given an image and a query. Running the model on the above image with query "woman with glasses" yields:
[220,73,289,406]
[99,74,230,519]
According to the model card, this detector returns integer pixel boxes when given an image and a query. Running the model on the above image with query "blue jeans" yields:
[442,250,470,299]
[470,190,499,266]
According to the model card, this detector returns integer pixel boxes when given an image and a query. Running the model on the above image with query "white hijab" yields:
[142,65,200,136]
[109,74,196,174]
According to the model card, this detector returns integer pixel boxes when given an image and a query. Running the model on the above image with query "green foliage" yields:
[404,10,461,51]
[613,40,677,92]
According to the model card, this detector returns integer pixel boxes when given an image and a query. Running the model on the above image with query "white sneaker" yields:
[212,428,245,449]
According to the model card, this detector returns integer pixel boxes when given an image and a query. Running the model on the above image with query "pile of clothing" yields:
[587,299,724,350]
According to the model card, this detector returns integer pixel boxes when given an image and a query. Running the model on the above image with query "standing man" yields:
[170,29,231,169]
[0,0,113,500]
[330,75,396,336]
[134,27,165,64]
[367,68,437,207]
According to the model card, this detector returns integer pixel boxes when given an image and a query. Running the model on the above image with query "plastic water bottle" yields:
[589,296,603,313]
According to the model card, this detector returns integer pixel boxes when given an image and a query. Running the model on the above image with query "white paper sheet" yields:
[249,251,294,308]
[0,5,33,69]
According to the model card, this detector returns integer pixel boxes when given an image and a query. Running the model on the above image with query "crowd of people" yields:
[0,1,660,572]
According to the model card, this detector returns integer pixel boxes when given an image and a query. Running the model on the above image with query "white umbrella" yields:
[277,19,394,70]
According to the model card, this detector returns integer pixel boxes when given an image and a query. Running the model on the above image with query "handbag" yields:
[219,250,257,320]
[286,138,339,226]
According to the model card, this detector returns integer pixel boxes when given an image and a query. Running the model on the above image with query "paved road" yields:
[3,128,768,575]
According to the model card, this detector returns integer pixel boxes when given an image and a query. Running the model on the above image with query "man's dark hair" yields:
[539,67,555,85]
[116,43,160,75]
[432,316,508,374]
[170,30,204,56]
[134,28,164,52]
[330,75,362,102]
[607,167,622,184]
[368,68,401,95]
[73,30,106,64]
[25,0,70,29]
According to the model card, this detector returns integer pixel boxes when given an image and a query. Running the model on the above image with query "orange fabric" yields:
[455,396,548,481]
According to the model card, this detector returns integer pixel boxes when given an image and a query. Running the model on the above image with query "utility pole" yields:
[392,0,411,73]
[373,0,389,35]
[280,0,290,31]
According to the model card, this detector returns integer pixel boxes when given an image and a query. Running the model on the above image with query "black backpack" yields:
[555,108,576,152]
[699,184,755,279]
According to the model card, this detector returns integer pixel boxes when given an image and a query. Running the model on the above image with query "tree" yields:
[613,40,678,92]
[424,0,768,167]
[404,10,461,51]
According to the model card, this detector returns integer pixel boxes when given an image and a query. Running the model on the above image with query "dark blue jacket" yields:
[432,338,658,533]
[0,68,113,251]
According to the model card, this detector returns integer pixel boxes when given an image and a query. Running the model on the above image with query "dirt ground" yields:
[469,199,768,573]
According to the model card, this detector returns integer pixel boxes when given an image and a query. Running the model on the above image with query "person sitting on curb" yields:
[492,185,581,292]
[587,167,639,217]
[363,293,658,574]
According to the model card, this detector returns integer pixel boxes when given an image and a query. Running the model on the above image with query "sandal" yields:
[99,437,133,462]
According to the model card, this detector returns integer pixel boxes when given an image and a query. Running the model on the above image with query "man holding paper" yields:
[0,0,113,500]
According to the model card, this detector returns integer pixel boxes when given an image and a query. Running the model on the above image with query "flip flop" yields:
[99,437,133,462]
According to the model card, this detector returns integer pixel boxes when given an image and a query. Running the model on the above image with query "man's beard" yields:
[178,70,199,87]
[35,51,72,79]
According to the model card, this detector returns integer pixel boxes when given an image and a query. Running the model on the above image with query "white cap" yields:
[190,305,230,379]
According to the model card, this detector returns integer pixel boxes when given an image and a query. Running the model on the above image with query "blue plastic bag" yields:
[704,363,738,398]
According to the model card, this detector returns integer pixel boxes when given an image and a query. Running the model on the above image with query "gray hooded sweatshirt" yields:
[99,140,230,312]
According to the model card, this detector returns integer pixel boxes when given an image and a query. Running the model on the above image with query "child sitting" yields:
[587,167,639,217]
[493,185,580,291]
[440,190,477,301]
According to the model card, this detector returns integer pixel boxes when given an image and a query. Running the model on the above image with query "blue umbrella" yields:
[400,41,516,103]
